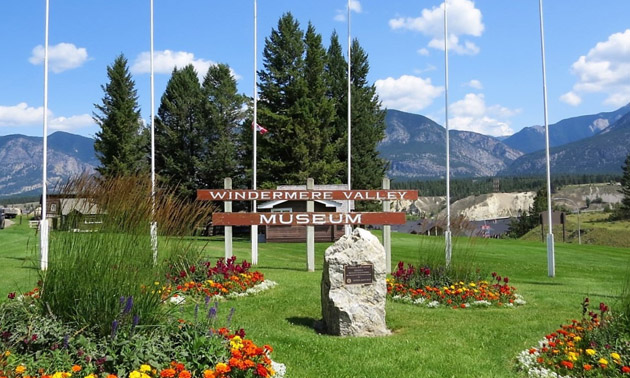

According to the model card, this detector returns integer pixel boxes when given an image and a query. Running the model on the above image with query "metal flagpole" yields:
[345,0,352,236]
[251,0,259,264]
[40,0,50,271]
[443,0,452,267]
[538,0,555,277]
[150,0,158,263]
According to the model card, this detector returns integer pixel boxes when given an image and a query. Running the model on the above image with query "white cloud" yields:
[389,0,484,55]
[448,93,517,136]
[0,102,94,131]
[29,43,89,73]
[374,75,443,112]
[130,50,240,80]
[566,29,630,107]
[560,91,582,106]
[466,79,483,89]
[334,0,362,22]
[418,48,430,56]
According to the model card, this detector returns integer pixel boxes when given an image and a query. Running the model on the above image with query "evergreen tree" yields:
[93,54,146,177]
[348,39,388,191]
[302,23,342,183]
[257,13,340,186]
[507,187,547,238]
[325,31,350,177]
[200,63,246,189]
[155,65,204,199]
[612,153,630,220]
[325,36,388,194]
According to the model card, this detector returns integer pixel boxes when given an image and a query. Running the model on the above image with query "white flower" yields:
[169,295,186,305]
[472,300,491,306]
[271,361,287,378]
[427,301,440,308]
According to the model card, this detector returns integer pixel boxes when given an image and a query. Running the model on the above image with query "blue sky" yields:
[1,0,629,138]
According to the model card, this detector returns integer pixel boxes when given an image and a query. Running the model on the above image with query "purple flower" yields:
[111,320,119,339]
[123,296,134,315]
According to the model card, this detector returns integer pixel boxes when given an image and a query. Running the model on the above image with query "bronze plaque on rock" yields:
[344,264,374,285]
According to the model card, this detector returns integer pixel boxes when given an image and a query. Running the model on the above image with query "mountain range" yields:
[0,132,97,198]
[1,104,630,198]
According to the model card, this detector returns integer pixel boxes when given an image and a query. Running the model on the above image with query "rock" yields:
[321,228,390,336]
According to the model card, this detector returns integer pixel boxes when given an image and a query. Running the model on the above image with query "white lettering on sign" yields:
[256,213,364,225]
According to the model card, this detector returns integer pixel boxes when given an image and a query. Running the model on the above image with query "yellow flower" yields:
[154,281,160,286]
[469,283,476,287]
[3,350,10,357]
[611,352,621,362]
[230,335,244,349]
[568,352,579,361]
[84,375,97,378]
[140,365,152,372]
[585,349,596,356]
[15,365,27,374]
[129,371,141,378]
[599,357,608,365]
[573,336,581,342]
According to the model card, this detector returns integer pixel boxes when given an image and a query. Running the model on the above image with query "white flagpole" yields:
[251,0,259,264]
[538,0,555,277]
[40,0,50,271]
[345,0,352,236]
[150,0,158,263]
[443,0,452,267]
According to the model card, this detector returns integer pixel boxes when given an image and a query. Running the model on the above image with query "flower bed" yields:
[387,261,525,309]
[164,257,276,302]
[0,294,285,378]
[517,298,630,377]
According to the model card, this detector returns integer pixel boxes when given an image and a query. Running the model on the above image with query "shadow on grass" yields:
[256,265,315,272]
[286,316,325,334]
[522,280,565,286]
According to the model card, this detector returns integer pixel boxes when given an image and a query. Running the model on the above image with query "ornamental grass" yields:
[38,175,214,337]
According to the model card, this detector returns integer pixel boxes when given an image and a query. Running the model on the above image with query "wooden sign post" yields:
[198,180,414,271]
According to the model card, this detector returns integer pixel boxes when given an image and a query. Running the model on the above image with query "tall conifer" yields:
[93,54,146,177]
[200,64,246,189]
[155,65,203,199]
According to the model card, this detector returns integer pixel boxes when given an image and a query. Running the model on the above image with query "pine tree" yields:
[257,13,340,186]
[93,54,146,177]
[302,23,342,183]
[325,36,387,192]
[199,64,246,189]
[348,39,388,191]
[612,153,630,220]
[155,65,204,199]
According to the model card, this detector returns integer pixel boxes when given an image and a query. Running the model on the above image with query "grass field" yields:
[1,221,629,377]
[522,212,630,248]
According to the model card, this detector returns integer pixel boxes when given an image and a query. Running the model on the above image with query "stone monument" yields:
[321,228,389,336]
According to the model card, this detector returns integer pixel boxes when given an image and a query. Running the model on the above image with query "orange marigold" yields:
[178,370,191,378]
[203,370,216,378]
[215,363,231,374]
[71,365,82,373]
[160,368,176,378]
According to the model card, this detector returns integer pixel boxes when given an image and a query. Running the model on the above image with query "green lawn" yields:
[1,223,629,377]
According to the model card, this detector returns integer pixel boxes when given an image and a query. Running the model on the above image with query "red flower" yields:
[583,364,592,371]
[622,366,630,374]
[256,364,269,377]
[528,348,537,355]
[561,361,574,370]
[7,292,15,299]
[178,371,191,378]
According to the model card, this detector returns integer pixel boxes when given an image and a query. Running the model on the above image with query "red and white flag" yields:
[253,122,268,135]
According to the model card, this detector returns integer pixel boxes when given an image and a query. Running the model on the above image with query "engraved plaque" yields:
[344,264,374,285]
